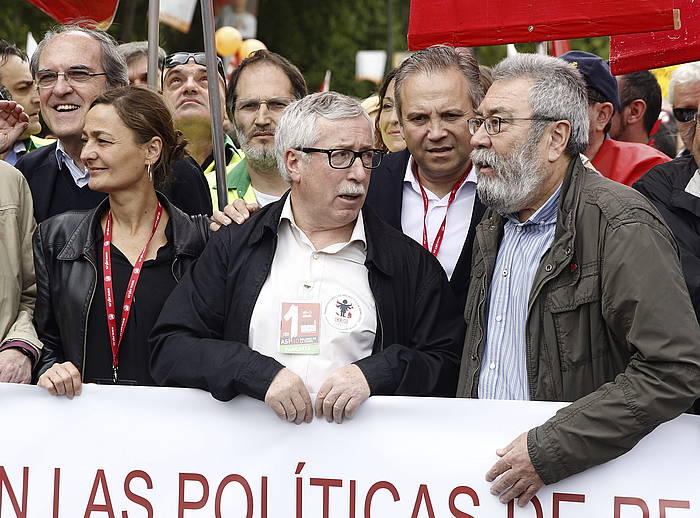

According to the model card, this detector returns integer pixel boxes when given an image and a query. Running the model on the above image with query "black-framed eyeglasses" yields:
[235,97,293,114]
[35,69,107,88]
[295,147,384,169]
[163,52,226,86]
[467,116,559,136]
[673,107,697,123]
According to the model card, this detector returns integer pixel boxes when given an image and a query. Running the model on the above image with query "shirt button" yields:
[312,253,319,260]
[489,362,496,370]
[502,269,508,276]
[516,227,523,233]
[495,315,502,322]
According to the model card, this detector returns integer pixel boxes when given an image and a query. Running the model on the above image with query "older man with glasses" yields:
[150,91,465,425]
[14,27,211,221]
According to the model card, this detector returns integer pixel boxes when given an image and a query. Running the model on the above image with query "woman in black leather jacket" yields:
[33,86,208,395]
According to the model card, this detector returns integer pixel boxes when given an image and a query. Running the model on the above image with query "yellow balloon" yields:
[238,39,267,60]
[215,26,242,56]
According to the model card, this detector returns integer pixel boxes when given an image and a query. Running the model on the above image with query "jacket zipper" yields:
[471,275,487,395]
[82,254,98,379]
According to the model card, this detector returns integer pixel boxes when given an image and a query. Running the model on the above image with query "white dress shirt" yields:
[55,140,89,187]
[401,156,477,279]
[249,197,376,393]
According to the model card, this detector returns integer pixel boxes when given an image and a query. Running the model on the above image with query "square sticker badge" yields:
[279,302,321,354]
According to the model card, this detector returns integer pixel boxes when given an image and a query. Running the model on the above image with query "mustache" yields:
[470,148,503,171]
[336,182,366,196]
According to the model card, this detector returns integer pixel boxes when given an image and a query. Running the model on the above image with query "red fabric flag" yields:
[27,0,120,29]
[549,40,572,57]
[610,1,699,75]
[408,0,675,50]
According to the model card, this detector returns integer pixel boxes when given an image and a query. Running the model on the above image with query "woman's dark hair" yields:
[89,86,186,189]
[374,68,398,151]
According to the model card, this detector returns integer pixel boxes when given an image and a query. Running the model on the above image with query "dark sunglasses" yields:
[163,52,226,86]
[672,107,697,123]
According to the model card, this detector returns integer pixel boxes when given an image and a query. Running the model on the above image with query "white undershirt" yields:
[400,156,477,279]
[252,187,281,207]
[249,196,376,393]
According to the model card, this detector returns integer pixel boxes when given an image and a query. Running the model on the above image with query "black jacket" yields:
[149,193,465,401]
[634,154,700,321]
[365,149,486,308]
[16,142,213,222]
[33,193,207,380]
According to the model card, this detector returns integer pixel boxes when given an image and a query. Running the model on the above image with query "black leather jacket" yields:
[32,193,207,380]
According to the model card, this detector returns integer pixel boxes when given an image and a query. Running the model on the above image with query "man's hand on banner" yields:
[315,364,370,424]
[0,100,29,154]
[265,368,313,425]
[485,431,544,506]
[0,348,32,384]
[37,361,83,398]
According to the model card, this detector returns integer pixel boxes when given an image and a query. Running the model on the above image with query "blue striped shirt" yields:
[478,185,561,400]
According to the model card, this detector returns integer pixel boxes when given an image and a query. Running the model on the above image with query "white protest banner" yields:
[160,0,198,33]
[1,384,697,517]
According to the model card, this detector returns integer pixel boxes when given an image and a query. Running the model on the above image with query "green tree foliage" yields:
[257,0,409,98]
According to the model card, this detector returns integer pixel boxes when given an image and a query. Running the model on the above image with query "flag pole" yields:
[201,0,228,212]
[147,0,160,91]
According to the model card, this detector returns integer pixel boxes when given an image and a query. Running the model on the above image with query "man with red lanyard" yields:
[364,45,486,309]
[209,46,486,309]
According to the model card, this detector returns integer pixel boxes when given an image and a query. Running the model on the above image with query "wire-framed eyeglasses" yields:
[467,116,559,136]
[35,69,107,89]
[295,147,384,169]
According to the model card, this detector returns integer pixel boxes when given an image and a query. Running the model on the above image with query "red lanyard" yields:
[417,170,468,257]
[103,203,163,383]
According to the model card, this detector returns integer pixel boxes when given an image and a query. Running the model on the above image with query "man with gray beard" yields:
[209,51,306,228]
[458,54,700,506]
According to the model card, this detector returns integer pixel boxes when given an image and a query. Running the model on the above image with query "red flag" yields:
[408,0,675,50]
[549,40,572,57]
[610,2,697,75]
[27,0,120,29]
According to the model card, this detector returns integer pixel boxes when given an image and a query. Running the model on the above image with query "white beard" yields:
[234,125,278,172]
[471,137,549,215]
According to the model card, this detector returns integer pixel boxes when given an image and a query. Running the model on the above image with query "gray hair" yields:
[492,53,589,157]
[668,61,700,105]
[393,45,484,122]
[31,25,128,88]
[117,41,166,70]
[275,91,373,182]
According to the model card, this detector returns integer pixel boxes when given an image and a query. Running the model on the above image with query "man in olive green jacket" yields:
[460,54,700,506]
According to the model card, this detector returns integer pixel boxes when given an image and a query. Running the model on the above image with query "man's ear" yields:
[593,102,614,132]
[144,136,163,165]
[624,99,646,126]
[546,120,571,162]
[285,148,302,183]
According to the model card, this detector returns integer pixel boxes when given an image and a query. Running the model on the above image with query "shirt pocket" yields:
[545,264,608,369]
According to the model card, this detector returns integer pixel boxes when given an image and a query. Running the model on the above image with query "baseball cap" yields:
[560,51,621,112]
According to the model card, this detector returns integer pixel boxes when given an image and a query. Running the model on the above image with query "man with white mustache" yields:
[151,92,465,425]
[458,53,700,507]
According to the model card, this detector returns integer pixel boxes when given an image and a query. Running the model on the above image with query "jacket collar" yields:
[249,191,393,276]
[668,154,700,217]
[57,192,202,261]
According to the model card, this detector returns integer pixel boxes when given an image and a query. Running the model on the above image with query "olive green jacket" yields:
[457,156,700,484]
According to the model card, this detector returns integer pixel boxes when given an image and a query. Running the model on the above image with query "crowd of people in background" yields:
[1,24,699,507]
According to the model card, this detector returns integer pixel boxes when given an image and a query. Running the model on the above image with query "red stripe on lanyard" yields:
[103,203,163,382]
[418,170,469,257]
